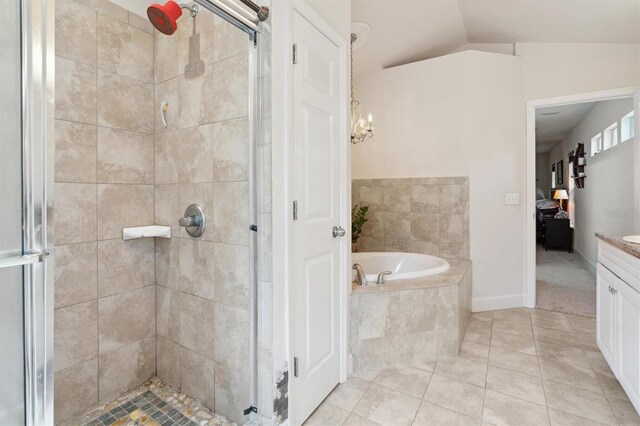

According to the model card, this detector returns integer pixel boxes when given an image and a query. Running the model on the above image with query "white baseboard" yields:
[472,294,525,312]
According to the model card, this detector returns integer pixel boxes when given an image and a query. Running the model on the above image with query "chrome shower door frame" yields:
[20,0,55,424]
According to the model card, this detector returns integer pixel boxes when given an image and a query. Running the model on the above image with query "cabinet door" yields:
[597,264,617,367]
[616,276,640,413]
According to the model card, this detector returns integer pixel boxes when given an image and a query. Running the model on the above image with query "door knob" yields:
[333,226,346,238]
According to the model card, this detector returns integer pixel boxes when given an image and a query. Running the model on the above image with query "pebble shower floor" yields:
[63,378,236,426]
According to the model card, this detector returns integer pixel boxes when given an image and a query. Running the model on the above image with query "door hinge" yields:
[293,356,299,377]
[293,200,298,220]
[292,43,297,64]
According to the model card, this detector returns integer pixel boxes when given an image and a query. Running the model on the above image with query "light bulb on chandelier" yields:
[350,33,374,144]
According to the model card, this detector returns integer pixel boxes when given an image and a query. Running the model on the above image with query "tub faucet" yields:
[377,271,392,285]
[353,263,367,286]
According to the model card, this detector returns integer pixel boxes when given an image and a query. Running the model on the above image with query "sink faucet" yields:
[353,263,367,286]
[377,271,392,285]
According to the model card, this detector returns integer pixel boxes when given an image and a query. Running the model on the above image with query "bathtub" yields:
[352,252,450,282]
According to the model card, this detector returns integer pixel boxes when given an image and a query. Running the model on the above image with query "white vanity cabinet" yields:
[597,240,640,414]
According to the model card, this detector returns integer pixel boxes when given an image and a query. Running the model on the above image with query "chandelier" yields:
[351,33,374,144]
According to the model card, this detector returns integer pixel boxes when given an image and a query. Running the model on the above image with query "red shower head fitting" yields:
[147,1,183,35]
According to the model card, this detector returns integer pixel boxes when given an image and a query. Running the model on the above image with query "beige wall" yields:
[53,0,156,422]
[152,11,252,424]
[352,44,640,311]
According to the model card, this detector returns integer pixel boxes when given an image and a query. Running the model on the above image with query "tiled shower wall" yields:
[152,12,252,424]
[352,177,470,259]
[53,0,156,423]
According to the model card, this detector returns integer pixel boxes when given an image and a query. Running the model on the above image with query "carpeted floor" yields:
[536,245,596,318]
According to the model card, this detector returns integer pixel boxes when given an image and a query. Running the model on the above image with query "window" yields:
[603,122,618,150]
[621,111,635,143]
[591,133,603,156]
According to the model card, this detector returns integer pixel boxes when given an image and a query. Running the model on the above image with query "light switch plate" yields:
[505,193,520,205]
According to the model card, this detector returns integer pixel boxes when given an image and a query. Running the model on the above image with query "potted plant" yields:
[351,204,369,252]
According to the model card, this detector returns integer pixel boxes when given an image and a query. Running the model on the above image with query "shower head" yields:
[147,1,199,35]
[147,1,182,35]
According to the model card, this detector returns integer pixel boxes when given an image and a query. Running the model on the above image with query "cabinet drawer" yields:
[599,242,640,294]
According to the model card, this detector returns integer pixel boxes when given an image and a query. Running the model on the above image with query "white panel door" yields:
[291,11,343,423]
[597,264,617,368]
[616,275,640,413]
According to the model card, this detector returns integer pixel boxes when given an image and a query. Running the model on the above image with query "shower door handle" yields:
[0,251,51,269]
[333,226,346,238]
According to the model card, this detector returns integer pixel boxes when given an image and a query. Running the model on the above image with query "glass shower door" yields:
[0,0,54,424]
[0,1,27,423]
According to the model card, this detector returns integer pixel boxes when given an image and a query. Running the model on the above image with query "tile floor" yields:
[306,308,640,426]
[63,377,234,426]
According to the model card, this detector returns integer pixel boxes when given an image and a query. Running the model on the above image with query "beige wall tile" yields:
[179,238,215,300]
[180,293,215,357]
[98,335,156,402]
[178,125,214,183]
[157,335,181,389]
[155,184,181,236]
[97,13,154,83]
[54,242,98,308]
[97,238,155,297]
[97,70,153,133]
[54,358,99,424]
[155,237,180,290]
[440,214,464,244]
[155,131,181,184]
[154,30,180,84]
[440,185,464,214]
[97,184,154,239]
[411,213,440,242]
[128,12,154,34]
[97,127,154,184]
[178,13,215,71]
[55,57,97,124]
[383,185,411,212]
[213,117,249,182]
[213,53,248,122]
[98,286,155,354]
[55,119,97,184]
[55,0,97,65]
[213,181,248,245]
[411,185,440,214]
[54,183,98,245]
[54,300,98,372]
[156,285,180,342]
[214,243,249,309]
[213,15,249,63]
[214,303,249,372]
[94,0,128,23]
[181,347,215,410]
[214,363,249,424]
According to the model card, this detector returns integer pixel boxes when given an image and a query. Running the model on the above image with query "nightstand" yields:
[544,218,573,252]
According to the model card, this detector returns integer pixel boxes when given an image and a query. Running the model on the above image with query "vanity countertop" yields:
[351,259,471,294]
[596,233,640,259]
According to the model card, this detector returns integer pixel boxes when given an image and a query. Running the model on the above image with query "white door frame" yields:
[287,1,350,424]
[524,86,639,308]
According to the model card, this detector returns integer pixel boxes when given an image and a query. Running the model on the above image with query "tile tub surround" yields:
[54,0,156,423]
[308,308,639,426]
[350,260,472,380]
[352,177,470,260]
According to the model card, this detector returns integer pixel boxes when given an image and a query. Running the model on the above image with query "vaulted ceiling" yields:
[352,0,640,74]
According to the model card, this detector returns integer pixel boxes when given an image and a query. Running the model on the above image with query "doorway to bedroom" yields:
[531,93,637,318]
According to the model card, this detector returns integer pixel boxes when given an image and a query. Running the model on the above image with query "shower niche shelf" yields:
[122,225,172,241]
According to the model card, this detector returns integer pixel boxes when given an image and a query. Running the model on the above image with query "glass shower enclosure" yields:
[0,0,55,425]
